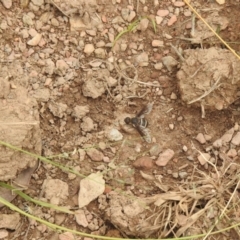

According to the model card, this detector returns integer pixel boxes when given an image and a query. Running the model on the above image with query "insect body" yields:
[124,103,153,143]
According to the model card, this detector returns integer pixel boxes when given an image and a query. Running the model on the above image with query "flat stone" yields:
[133,156,154,169]
[152,40,164,47]
[157,9,169,17]
[168,15,177,26]
[197,153,210,165]
[231,132,240,146]
[155,16,163,24]
[86,149,103,161]
[156,149,174,166]
[196,133,206,144]
[174,1,185,7]
[1,0,12,9]
[84,44,95,55]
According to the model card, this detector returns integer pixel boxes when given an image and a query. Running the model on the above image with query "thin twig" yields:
[125,91,149,99]
[188,77,222,104]
[49,0,69,17]
[170,43,185,62]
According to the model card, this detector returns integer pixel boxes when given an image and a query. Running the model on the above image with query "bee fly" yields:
[124,102,153,143]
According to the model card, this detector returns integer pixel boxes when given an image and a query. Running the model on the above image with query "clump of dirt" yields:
[177,47,240,110]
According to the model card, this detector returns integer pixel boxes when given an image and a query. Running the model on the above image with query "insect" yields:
[124,102,153,143]
[23,203,33,215]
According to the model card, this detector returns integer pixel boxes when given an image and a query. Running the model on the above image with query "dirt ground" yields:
[1,0,240,239]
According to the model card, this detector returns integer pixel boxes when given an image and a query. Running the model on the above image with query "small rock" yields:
[149,144,161,156]
[231,132,240,146]
[196,133,206,144]
[43,179,69,205]
[227,149,237,158]
[49,102,67,118]
[1,0,12,8]
[106,77,118,87]
[81,117,94,132]
[120,43,128,51]
[70,16,87,31]
[154,62,163,70]
[204,134,212,141]
[0,213,20,229]
[138,18,149,31]
[169,124,174,130]
[32,88,50,102]
[44,59,55,75]
[172,172,178,178]
[84,44,95,55]
[157,9,169,17]
[75,210,88,227]
[152,40,164,47]
[55,59,69,76]
[51,18,59,27]
[27,33,42,46]
[82,79,105,99]
[221,128,234,144]
[182,145,188,152]
[179,171,188,179]
[197,153,211,165]
[156,149,174,166]
[86,30,97,36]
[59,232,75,240]
[94,48,106,59]
[121,8,130,21]
[128,10,136,22]
[78,172,105,208]
[107,129,123,141]
[213,139,222,148]
[86,149,103,161]
[174,1,185,7]
[156,16,163,24]
[72,105,89,120]
[133,156,154,169]
[162,56,178,72]
[22,14,34,25]
[168,15,177,26]
[134,52,148,66]
[0,230,8,239]
[31,0,44,6]
[170,92,177,100]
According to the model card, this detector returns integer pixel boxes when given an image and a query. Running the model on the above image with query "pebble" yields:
[84,44,95,55]
[227,149,237,158]
[170,92,177,100]
[94,48,106,58]
[155,16,163,25]
[162,56,178,71]
[107,129,123,141]
[179,171,188,179]
[43,179,69,205]
[182,145,188,152]
[231,132,240,146]
[221,128,234,144]
[156,149,175,166]
[157,10,169,17]
[196,133,206,144]
[197,153,210,165]
[168,15,177,26]
[22,14,34,25]
[174,1,185,7]
[154,62,163,70]
[86,30,97,36]
[133,156,154,169]
[27,33,42,46]
[0,213,20,229]
[138,18,149,31]
[152,40,164,47]
[81,117,94,132]
[134,52,149,67]
[75,210,88,227]
[120,43,128,51]
[213,138,222,148]
[172,172,178,178]
[1,0,12,9]
[169,124,174,130]
[51,18,59,27]
[86,149,104,161]
[128,11,136,22]
[31,0,44,6]
[149,144,162,156]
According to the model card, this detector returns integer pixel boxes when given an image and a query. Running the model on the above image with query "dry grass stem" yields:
[188,76,222,104]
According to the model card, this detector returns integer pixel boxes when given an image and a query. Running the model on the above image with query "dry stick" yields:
[203,180,240,240]
[183,0,240,61]
[49,0,69,17]
[125,91,149,99]
[170,43,185,62]
[113,57,160,87]
[188,76,222,104]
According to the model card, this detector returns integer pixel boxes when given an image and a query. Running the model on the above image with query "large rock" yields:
[177,47,240,110]
[0,78,41,181]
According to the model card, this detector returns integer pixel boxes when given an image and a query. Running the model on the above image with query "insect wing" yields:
[136,102,153,118]
[135,125,152,143]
